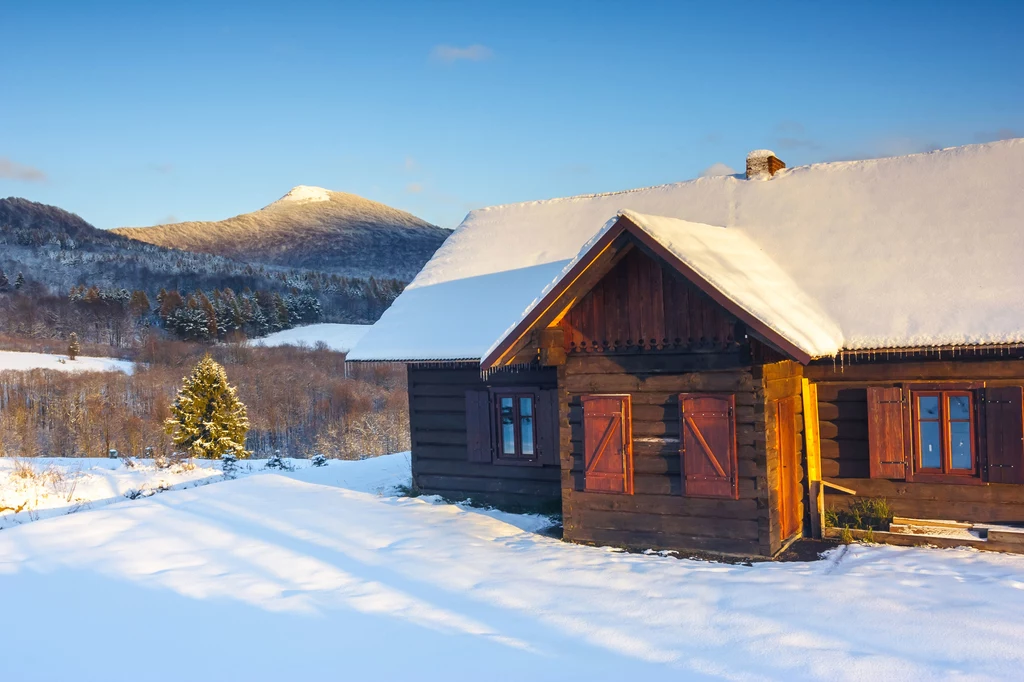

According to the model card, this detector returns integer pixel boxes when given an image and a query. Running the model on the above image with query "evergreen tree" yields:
[67,332,80,360]
[0,270,8,290]
[14,272,24,290]
[165,355,251,459]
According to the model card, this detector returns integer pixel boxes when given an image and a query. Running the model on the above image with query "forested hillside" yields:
[0,197,405,347]
[112,186,451,280]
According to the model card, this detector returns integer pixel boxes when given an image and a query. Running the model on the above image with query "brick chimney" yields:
[746,150,785,179]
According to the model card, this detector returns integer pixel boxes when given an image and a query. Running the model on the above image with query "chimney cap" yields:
[746,150,785,179]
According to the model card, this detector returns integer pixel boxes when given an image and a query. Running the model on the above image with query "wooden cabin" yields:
[349,140,1024,557]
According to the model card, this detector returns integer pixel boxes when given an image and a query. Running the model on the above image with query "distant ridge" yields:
[113,187,451,280]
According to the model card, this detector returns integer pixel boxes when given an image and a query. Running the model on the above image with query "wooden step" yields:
[987,529,1024,545]
[892,516,972,530]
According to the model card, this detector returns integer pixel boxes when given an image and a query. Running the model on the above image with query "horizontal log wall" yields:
[560,352,774,556]
[408,365,561,510]
[814,359,1024,523]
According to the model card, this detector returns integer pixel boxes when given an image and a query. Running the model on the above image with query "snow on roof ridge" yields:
[468,138,1023,218]
[481,209,844,364]
[350,137,1024,363]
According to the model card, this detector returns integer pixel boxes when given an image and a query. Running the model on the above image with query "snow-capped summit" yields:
[113,186,451,280]
[268,185,335,208]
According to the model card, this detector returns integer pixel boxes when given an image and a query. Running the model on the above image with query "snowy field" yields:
[2,455,1024,681]
[0,350,134,374]
[252,323,370,352]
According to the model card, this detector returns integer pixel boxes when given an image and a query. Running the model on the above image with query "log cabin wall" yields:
[808,358,1024,522]
[559,353,802,557]
[408,364,561,511]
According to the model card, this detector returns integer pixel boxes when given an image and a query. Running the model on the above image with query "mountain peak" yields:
[112,186,451,280]
[270,185,334,207]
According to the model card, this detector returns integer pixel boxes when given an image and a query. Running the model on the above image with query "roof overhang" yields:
[482,212,831,369]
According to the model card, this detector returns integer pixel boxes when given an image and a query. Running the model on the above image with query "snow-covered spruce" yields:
[164,355,251,459]
[263,451,294,471]
[311,454,328,467]
[221,453,239,478]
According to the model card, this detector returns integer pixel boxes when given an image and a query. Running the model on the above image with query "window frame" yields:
[909,388,978,479]
[489,388,540,465]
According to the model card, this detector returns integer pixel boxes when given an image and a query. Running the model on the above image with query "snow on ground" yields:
[252,323,370,352]
[0,350,134,374]
[3,454,1024,681]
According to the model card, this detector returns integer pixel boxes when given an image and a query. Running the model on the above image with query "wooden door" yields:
[776,396,802,540]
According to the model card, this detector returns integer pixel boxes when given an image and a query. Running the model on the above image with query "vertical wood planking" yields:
[801,379,824,538]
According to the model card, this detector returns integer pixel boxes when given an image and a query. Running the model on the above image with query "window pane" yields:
[920,421,941,469]
[918,395,939,419]
[950,421,973,470]
[500,397,515,455]
[520,397,534,456]
[948,395,971,421]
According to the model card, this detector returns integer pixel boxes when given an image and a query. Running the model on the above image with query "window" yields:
[912,391,975,476]
[466,387,559,466]
[495,392,536,460]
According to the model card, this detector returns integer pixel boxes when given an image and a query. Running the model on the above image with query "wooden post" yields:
[801,378,825,538]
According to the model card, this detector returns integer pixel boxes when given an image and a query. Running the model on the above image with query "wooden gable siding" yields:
[408,365,561,511]
[558,248,739,354]
[559,354,797,557]
[813,359,1024,523]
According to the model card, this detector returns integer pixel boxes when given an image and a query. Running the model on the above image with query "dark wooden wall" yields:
[812,359,1024,523]
[558,248,740,354]
[559,352,787,556]
[408,365,561,510]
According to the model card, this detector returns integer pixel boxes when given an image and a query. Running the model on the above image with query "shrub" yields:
[221,453,238,478]
[264,451,293,471]
[839,526,854,544]
[311,454,327,467]
[832,497,892,531]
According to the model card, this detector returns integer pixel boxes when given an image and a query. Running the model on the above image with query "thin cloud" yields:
[149,163,175,174]
[974,128,1019,143]
[404,156,418,172]
[405,182,424,194]
[774,120,805,135]
[0,157,47,182]
[430,44,494,64]
[776,137,822,151]
[699,162,737,178]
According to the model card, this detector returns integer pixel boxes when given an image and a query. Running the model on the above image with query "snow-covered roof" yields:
[482,211,843,365]
[348,139,1024,363]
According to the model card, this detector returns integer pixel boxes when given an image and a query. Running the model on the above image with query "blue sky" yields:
[2,1,1022,230]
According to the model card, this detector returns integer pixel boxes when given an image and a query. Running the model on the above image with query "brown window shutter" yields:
[679,393,738,499]
[867,387,906,479]
[581,395,633,494]
[536,389,561,466]
[985,386,1024,484]
[465,390,493,463]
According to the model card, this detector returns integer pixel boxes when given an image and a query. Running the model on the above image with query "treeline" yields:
[0,341,410,459]
[0,271,404,347]
[0,231,406,349]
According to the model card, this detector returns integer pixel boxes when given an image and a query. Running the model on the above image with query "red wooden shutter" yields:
[867,387,906,479]
[536,389,561,466]
[985,386,1024,484]
[679,393,737,499]
[581,395,633,494]
[465,390,493,463]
